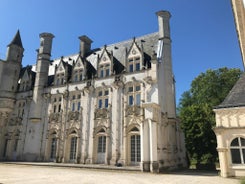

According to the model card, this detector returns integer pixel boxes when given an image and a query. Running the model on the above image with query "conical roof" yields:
[8,30,23,48]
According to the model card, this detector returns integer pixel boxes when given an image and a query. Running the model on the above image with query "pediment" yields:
[99,48,112,65]
[56,60,65,74]
[74,56,85,70]
[127,42,142,58]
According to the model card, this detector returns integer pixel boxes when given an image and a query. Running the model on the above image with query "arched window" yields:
[230,137,245,164]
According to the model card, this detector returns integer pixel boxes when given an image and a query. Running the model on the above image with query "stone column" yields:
[140,120,150,172]
[217,148,229,177]
[149,119,159,173]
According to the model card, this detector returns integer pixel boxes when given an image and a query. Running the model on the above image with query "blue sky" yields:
[0,0,243,104]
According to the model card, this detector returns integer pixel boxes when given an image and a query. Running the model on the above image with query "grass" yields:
[241,178,245,184]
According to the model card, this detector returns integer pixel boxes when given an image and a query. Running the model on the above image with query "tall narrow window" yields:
[50,138,57,160]
[98,136,106,153]
[70,137,77,160]
[131,135,141,163]
[3,139,8,157]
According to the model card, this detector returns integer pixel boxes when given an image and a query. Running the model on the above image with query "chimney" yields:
[79,35,93,57]
[156,10,171,39]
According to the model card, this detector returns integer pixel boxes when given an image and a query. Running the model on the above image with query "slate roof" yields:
[86,32,158,70]
[215,72,245,109]
[30,32,159,87]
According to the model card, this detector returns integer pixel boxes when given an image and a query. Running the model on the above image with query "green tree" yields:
[178,67,242,165]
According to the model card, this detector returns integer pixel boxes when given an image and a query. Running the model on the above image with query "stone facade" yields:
[213,0,245,177]
[0,10,186,172]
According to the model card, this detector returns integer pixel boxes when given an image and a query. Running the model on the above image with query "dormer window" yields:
[128,57,141,72]
[73,69,83,82]
[56,74,65,86]
[99,64,110,78]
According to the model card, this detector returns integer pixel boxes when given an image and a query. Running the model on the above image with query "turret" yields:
[0,30,24,97]
[0,30,24,125]
[6,30,24,63]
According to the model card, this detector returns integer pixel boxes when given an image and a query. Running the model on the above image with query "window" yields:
[230,137,245,164]
[127,84,141,106]
[17,101,25,117]
[97,90,109,109]
[99,64,110,78]
[70,137,77,160]
[131,135,141,163]
[73,70,83,82]
[50,138,57,159]
[74,75,78,82]
[98,136,106,153]
[70,94,81,111]
[72,103,75,111]
[56,74,65,85]
[14,139,18,152]
[77,102,81,111]
[52,96,62,114]
[128,57,141,72]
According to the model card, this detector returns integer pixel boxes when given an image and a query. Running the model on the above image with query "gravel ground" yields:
[0,164,240,184]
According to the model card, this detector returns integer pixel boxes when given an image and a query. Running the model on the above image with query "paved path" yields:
[0,163,240,184]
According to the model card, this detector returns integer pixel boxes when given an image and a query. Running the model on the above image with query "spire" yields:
[8,30,23,48]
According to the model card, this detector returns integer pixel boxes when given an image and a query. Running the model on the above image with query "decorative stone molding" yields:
[113,75,124,88]
[49,113,61,122]
[68,111,80,121]
[94,108,109,119]
[126,105,142,116]
[9,117,22,126]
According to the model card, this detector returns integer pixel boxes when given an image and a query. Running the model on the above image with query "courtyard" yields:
[0,163,240,184]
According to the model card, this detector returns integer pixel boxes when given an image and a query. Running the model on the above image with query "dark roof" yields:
[9,30,23,48]
[86,32,158,69]
[215,73,245,109]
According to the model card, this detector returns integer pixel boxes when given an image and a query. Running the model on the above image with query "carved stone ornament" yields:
[9,117,22,126]
[49,113,60,122]
[126,105,142,116]
[68,111,80,121]
[132,49,137,55]
[95,108,109,119]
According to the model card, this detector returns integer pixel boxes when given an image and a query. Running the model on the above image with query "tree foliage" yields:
[178,67,242,164]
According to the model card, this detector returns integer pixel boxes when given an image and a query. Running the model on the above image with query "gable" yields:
[21,70,30,81]
[73,56,84,70]
[99,48,112,66]
[56,61,65,74]
[127,42,142,58]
